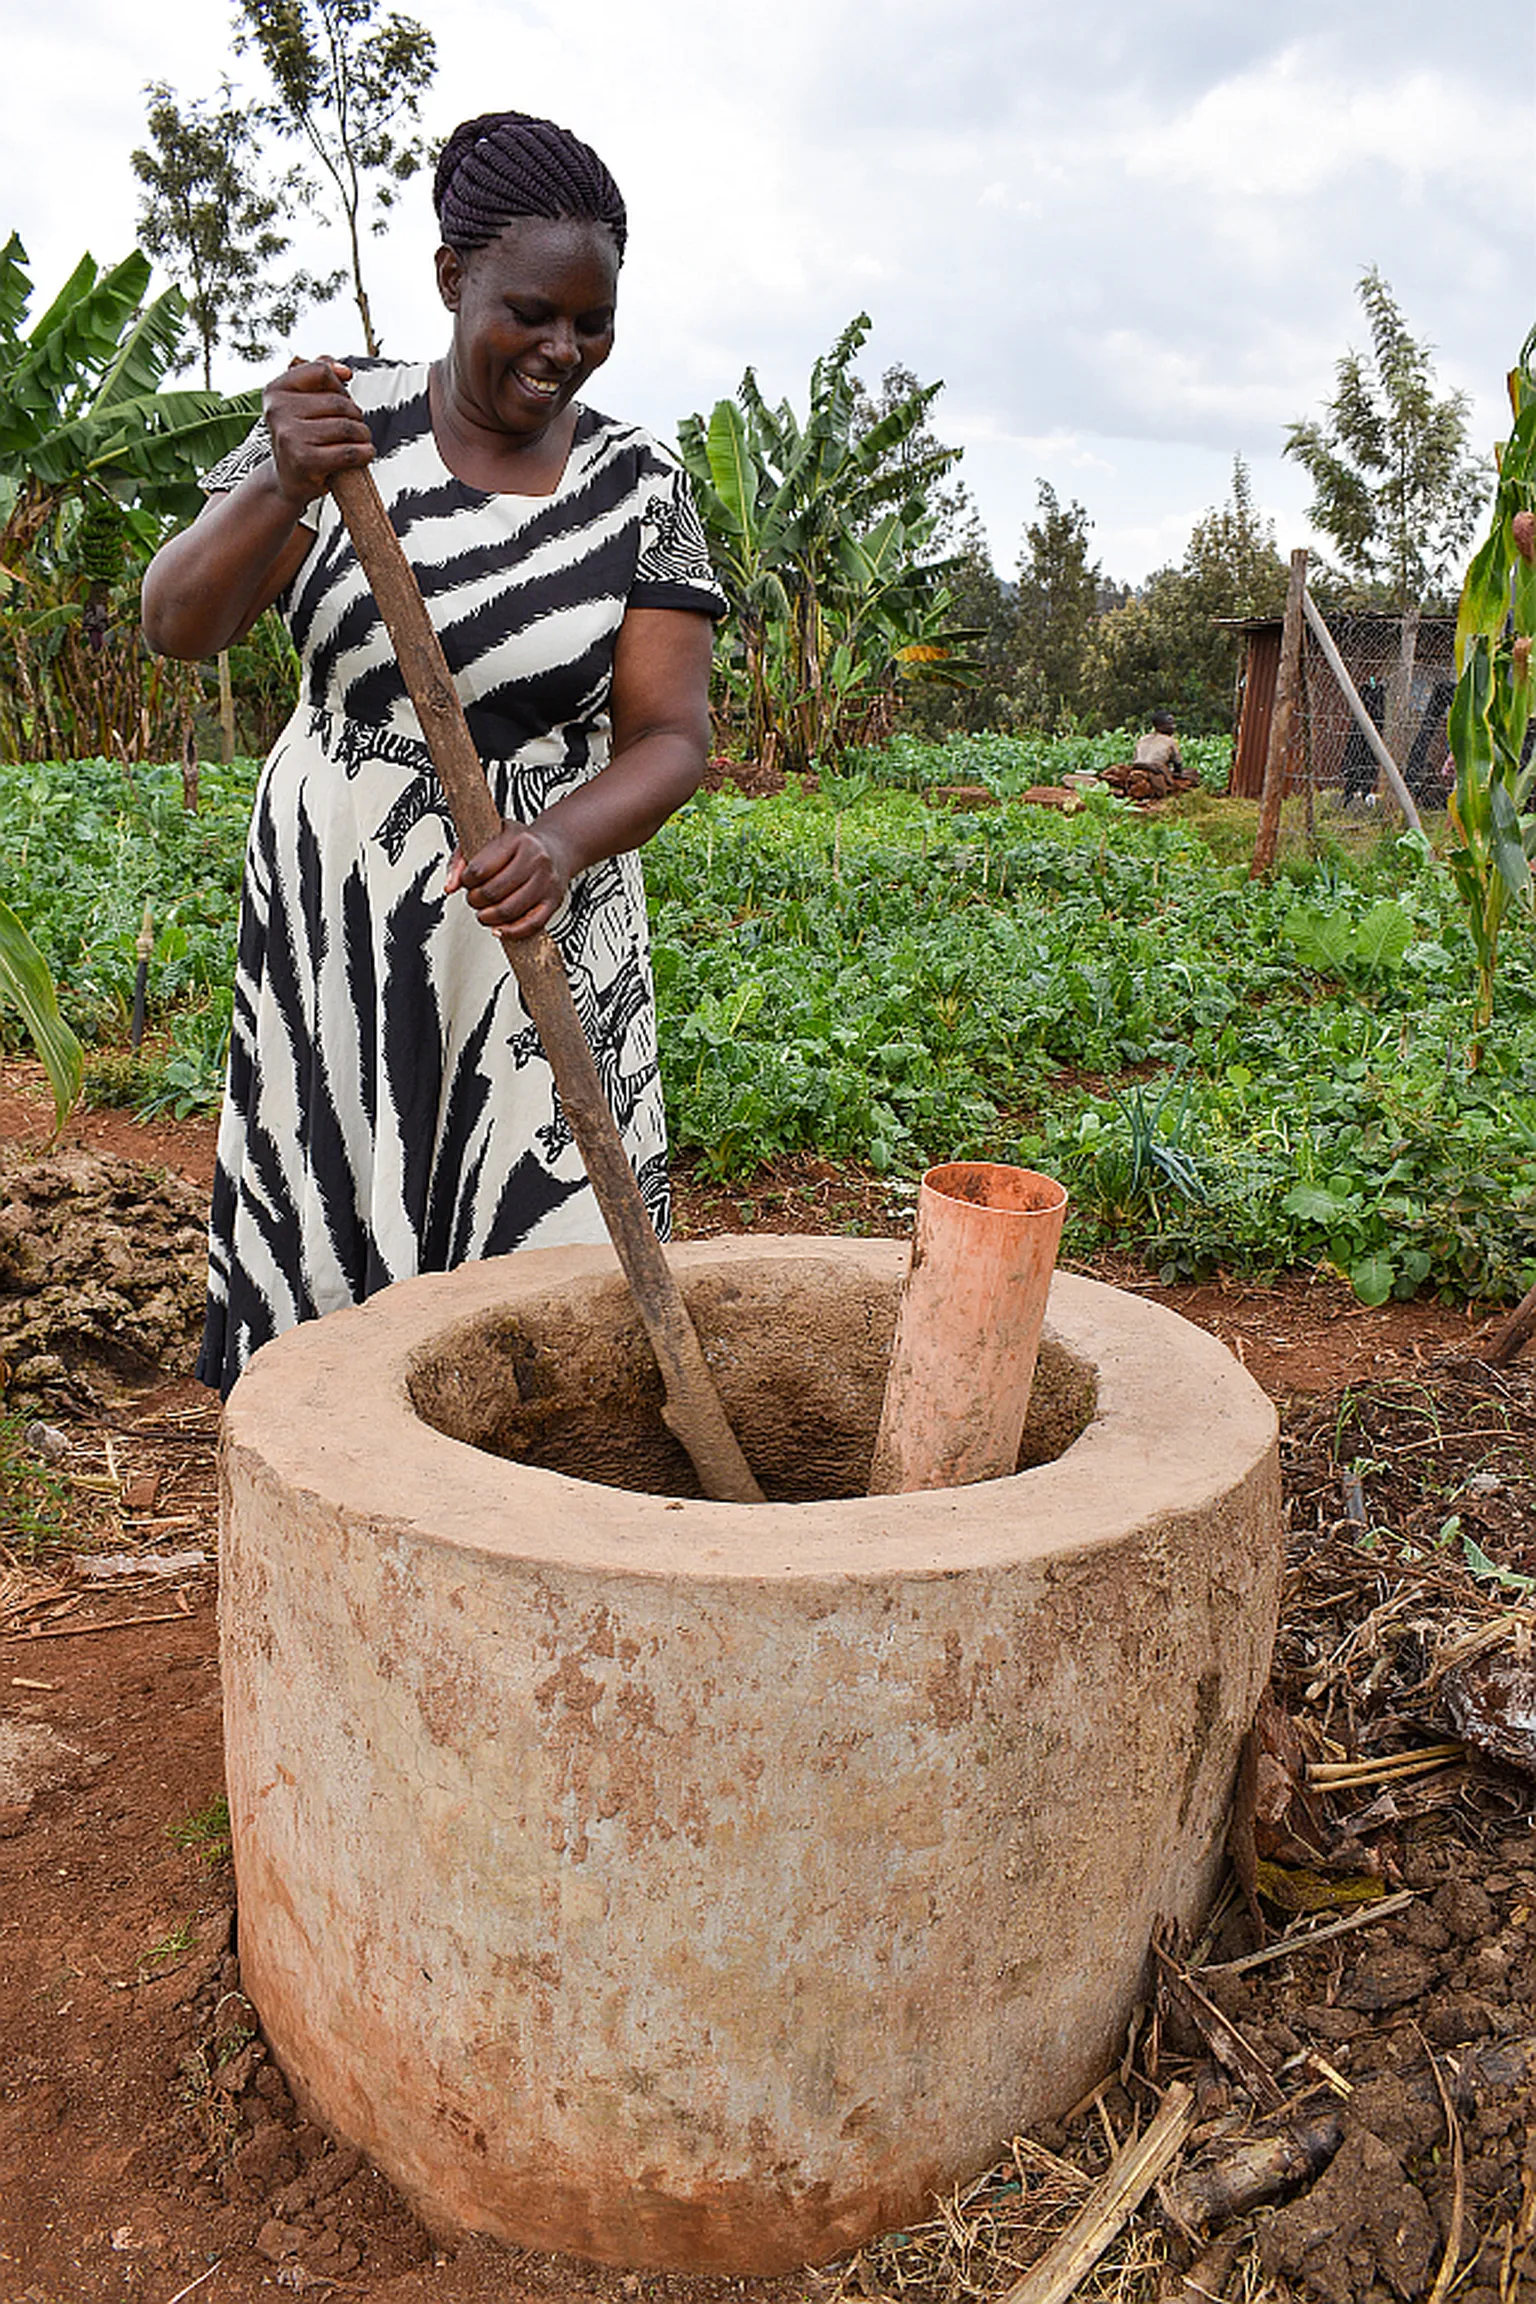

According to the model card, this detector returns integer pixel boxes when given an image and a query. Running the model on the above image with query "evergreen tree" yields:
[845,366,1017,737]
[132,80,342,386]
[1285,267,1487,609]
[1012,482,1099,730]
[234,0,437,357]
[1091,459,1289,735]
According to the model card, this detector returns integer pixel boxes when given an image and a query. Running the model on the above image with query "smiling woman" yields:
[139,110,726,1400]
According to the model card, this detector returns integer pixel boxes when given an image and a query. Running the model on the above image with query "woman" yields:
[142,111,724,1398]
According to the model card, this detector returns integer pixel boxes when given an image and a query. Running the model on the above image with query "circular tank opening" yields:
[406,1254,1096,1502]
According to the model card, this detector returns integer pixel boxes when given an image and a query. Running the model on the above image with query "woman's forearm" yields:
[140,471,314,660]
[535,731,704,878]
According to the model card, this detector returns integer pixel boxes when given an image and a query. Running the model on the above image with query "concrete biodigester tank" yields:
[220,1235,1282,2273]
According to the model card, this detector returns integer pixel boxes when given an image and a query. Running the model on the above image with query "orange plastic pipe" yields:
[868,1162,1069,1495]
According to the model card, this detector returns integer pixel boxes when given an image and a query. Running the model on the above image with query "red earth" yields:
[2,1058,1534,2304]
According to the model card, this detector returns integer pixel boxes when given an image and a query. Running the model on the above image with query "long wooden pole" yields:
[330,466,764,1505]
[1486,1277,1536,1366]
[1301,592,1424,834]
[1251,548,1308,877]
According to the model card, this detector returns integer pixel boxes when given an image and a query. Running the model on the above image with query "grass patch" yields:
[166,1797,232,1870]
[166,1795,232,1867]
[136,1919,196,1978]
[0,1415,76,1557]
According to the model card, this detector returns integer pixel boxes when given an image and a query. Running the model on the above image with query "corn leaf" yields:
[0,896,82,1133]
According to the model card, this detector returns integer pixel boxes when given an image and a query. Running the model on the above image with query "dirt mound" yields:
[1103,759,1200,803]
[0,1145,207,1407]
[699,756,821,798]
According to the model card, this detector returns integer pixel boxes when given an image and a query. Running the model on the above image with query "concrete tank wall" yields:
[219,1241,1282,2273]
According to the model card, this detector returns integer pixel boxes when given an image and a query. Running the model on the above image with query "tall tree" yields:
[132,80,342,386]
[1091,458,1289,735]
[1285,267,1488,609]
[901,503,1017,737]
[1013,482,1099,730]
[234,0,437,357]
[847,365,1013,737]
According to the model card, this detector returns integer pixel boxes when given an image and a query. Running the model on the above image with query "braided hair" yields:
[434,112,627,261]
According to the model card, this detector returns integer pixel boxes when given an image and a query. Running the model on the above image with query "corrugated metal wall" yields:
[1230,628,1279,797]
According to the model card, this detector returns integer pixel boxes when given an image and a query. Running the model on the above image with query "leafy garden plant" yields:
[11,735,1536,1310]
[0,895,82,1128]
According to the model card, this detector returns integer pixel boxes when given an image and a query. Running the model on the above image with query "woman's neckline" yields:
[426,360,588,500]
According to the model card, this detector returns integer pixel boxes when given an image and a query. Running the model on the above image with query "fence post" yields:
[1251,548,1308,878]
[217,649,236,764]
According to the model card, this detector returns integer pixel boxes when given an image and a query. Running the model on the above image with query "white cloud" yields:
[1126,50,1509,201]
[2,0,1528,582]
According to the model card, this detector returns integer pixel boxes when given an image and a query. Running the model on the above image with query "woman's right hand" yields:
[142,354,372,661]
[262,358,376,510]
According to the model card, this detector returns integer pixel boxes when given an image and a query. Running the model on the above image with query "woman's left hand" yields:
[446,819,573,940]
[446,609,714,942]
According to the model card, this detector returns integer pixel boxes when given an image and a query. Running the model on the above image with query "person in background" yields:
[1103,710,1196,802]
[1132,710,1190,783]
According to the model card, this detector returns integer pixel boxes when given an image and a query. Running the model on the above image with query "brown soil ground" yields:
[2,1056,1534,2304]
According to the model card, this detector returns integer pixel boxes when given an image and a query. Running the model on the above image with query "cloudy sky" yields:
[4,0,1532,581]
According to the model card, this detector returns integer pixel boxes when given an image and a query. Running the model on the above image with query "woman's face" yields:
[436,217,619,442]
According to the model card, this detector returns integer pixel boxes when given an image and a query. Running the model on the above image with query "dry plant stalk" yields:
[996,2083,1196,2304]
[1154,1950,1283,2113]
[1307,1743,1464,1788]
[1200,1889,1415,1977]
[1416,2034,1466,2304]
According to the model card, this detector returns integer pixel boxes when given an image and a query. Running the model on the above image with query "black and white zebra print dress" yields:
[195,359,725,1398]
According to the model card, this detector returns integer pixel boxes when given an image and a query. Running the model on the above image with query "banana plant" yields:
[0,235,259,546]
[677,317,975,775]
[0,896,82,1132]
[1445,323,1536,1065]
[0,235,259,759]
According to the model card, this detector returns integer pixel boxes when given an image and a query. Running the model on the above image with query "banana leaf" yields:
[704,401,760,552]
[8,253,153,431]
[0,232,30,345]
[90,287,188,411]
[32,387,260,497]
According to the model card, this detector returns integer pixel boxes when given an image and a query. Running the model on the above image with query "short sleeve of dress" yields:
[630,465,727,620]
[200,419,323,531]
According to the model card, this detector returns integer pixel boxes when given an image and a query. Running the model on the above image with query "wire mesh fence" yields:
[1230,611,1457,812]
[1298,612,1456,811]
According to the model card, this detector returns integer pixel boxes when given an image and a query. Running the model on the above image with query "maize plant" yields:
[0,896,82,1131]
[1445,323,1536,1066]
